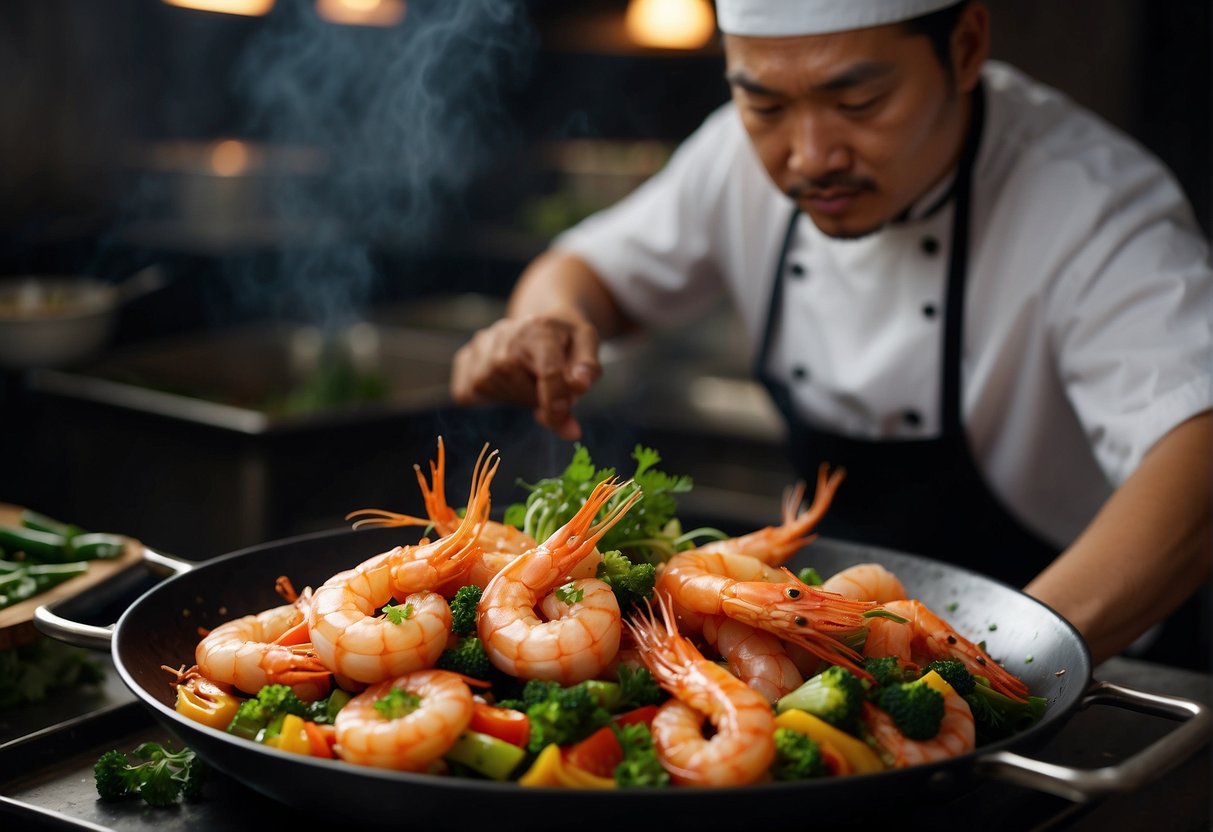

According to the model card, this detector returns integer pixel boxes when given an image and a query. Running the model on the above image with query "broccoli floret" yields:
[449,584,483,636]
[964,678,1049,743]
[875,678,945,740]
[520,679,559,705]
[924,659,977,696]
[226,683,308,739]
[863,655,911,692]
[94,743,206,807]
[916,662,1047,743]
[303,687,352,725]
[94,750,131,801]
[596,550,657,610]
[436,636,493,679]
[514,679,611,753]
[776,665,865,731]
[612,722,670,788]
[771,727,828,780]
[493,678,554,712]
[617,664,665,709]
[253,683,308,717]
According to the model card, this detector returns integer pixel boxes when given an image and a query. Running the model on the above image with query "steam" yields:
[227,0,536,327]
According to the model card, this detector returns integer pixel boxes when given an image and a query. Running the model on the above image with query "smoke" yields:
[226,0,537,327]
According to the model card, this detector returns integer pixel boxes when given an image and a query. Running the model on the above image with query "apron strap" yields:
[940,83,986,435]
[752,207,802,380]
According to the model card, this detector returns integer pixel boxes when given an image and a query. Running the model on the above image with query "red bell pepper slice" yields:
[469,702,531,748]
[562,725,624,779]
[612,704,659,728]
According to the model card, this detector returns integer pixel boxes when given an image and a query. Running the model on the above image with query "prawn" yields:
[626,595,776,787]
[657,549,877,678]
[478,478,641,685]
[308,449,496,684]
[195,591,329,698]
[691,463,845,566]
[821,562,908,603]
[701,616,805,703]
[869,599,1031,702]
[862,683,975,767]
[333,670,474,771]
[347,437,537,557]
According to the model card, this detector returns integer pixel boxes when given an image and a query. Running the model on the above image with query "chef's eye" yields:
[838,94,883,114]
[748,101,785,117]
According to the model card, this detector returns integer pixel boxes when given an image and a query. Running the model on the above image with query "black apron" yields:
[755,86,1058,589]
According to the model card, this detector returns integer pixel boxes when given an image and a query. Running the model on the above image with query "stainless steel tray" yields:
[30,322,461,435]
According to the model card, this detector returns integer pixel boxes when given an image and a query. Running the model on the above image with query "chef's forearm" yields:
[505,248,635,340]
[1025,411,1211,665]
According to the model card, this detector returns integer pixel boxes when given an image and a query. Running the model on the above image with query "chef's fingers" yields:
[526,327,578,430]
[533,405,584,441]
[564,322,601,394]
[450,323,537,406]
[450,315,597,444]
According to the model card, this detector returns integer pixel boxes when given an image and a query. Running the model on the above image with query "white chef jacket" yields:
[553,61,1213,548]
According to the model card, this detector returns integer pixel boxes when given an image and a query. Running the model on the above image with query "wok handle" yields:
[976,679,1211,802]
[33,546,194,650]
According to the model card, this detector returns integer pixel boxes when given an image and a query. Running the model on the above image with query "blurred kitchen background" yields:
[0,0,1208,663]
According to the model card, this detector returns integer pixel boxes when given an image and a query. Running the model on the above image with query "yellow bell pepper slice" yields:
[918,670,953,696]
[175,677,241,730]
[517,744,617,789]
[264,714,313,756]
[774,709,885,775]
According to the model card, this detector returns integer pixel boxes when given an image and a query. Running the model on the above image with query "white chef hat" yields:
[716,0,963,37]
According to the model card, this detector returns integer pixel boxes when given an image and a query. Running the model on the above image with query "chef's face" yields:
[724,6,988,239]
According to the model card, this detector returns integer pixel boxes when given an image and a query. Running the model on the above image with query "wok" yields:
[35,528,1209,828]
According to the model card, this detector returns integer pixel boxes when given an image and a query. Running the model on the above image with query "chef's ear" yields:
[950,1,990,95]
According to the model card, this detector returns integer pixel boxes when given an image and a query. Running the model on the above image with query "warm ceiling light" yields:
[161,0,275,16]
[210,140,252,177]
[315,0,406,27]
[624,0,715,50]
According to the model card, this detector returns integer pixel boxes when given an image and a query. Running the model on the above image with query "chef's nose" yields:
[787,113,850,176]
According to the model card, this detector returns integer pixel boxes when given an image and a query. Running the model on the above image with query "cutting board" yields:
[0,504,142,650]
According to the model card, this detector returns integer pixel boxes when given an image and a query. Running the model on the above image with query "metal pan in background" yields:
[0,266,168,369]
[34,528,1210,827]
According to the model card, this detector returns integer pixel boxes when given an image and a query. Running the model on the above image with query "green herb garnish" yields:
[382,602,414,624]
[375,687,421,719]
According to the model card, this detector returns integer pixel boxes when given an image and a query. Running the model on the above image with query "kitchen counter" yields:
[0,653,1207,831]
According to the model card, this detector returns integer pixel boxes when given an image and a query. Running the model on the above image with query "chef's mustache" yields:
[786,174,877,198]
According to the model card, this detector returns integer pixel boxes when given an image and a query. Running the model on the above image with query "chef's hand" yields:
[450,313,602,441]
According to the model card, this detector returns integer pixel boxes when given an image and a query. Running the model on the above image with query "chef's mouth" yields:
[787,178,877,216]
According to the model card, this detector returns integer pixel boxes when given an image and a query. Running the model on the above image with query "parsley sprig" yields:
[503,444,725,565]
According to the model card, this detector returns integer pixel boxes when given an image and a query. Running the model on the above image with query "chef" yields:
[450,0,1212,665]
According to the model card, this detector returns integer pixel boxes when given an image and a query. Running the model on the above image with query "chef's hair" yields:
[901,0,972,74]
